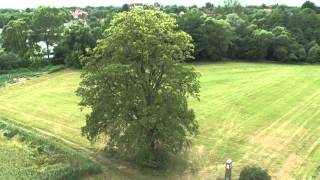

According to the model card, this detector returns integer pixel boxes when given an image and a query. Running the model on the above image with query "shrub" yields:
[52,44,67,65]
[0,52,26,70]
[65,50,83,68]
[3,129,18,139]
[29,55,48,68]
[239,165,271,180]
[307,43,320,63]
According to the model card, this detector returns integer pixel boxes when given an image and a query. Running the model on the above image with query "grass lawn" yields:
[0,62,320,179]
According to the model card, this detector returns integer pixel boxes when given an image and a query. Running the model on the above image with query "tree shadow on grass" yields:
[92,150,201,179]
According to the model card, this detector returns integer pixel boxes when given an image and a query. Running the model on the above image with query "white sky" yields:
[0,0,318,9]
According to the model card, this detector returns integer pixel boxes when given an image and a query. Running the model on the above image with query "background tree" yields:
[177,9,205,59]
[226,13,245,29]
[270,26,302,62]
[198,17,234,60]
[307,43,320,63]
[205,2,214,9]
[244,29,274,60]
[32,7,67,60]
[288,8,320,45]
[302,1,319,12]
[77,9,200,168]
[2,19,29,57]
[53,23,98,67]
[223,0,244,14]
[121,4,130,12]
[226,13,248,58]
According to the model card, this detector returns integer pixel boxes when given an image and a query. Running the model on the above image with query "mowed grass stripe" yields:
[0,62,320,178]
[190,63,320,178]
[0,70,90,147]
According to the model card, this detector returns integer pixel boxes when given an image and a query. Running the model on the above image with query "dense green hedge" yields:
[0,52,29,70]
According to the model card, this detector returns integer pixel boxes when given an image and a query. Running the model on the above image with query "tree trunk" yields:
[44,32,50,60]
[150,136,156,153]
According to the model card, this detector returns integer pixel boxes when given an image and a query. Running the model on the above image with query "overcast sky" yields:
[0,0,318,9]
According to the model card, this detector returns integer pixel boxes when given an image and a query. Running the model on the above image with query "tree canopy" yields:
[32,6,67,59]
[2,19,29,57]
[77,9,200,167]
[53,23,99,67]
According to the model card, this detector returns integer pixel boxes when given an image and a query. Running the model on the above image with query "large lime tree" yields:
[77,9,200,167]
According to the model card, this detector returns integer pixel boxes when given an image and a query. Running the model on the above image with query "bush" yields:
[3,129,18,139]
[307,43,320,63]
[239,165,271,180]
[52,44,67,65]
[0,52,27,70]
[29,56,48,68]
[65,50,83,68]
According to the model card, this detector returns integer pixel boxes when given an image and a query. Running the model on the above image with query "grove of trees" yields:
[0,1,320,71]
[176,1,320,63]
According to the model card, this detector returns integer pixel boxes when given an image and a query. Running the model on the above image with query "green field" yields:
[0,62,320,179]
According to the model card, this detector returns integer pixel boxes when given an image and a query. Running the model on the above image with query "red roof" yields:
[71,9,88,18]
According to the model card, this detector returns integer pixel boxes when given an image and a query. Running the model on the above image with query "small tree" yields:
[307,43,320,63]
[199,17,234,60]
[243,29,274,60]
[271,26,303,62]
[302,1,318,12]
[121,4,130,11]
[205,2,214,9]
[177,9,205,59]
[54,23,98,68]
[239,166,271,180]
[77,9,200,167]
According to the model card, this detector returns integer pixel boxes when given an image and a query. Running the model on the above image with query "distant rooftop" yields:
[128,3,143,8]
[71,9,88,19]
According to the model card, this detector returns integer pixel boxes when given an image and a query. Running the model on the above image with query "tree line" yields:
[0,0,319,71]
[175,0,320,63]
[0,6,114,69]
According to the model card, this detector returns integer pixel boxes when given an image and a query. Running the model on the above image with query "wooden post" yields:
[225,159,232,180]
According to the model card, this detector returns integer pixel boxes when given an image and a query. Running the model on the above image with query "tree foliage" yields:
[0,51,27,70]
[32,7,67,59]
[54,23,99,67]
[302,1,319,12]
[2,19,29,57]
[77,9,200,167]
[177,9,205,59]
[246,29,274,60]
[307,43,320,63]
[270,26,302,62]
[198,17,234,60]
